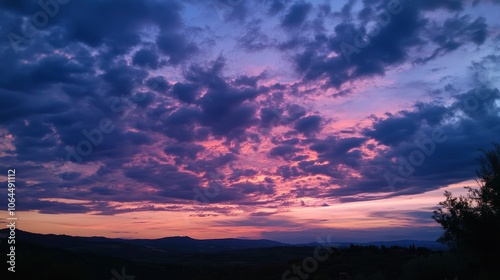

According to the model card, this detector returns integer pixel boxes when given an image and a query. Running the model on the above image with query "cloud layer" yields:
[1,0,499,241]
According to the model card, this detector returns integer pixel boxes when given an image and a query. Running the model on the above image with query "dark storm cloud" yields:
[260,107,283,128]
[7,119,52,138]
[0,0,298,215]
[156,32,198,65]
[62,1,182,52]
[291,185,323,198]
[297,160,347,178]
[0,0,38,13]
[197,87,261,137]
[268,0,286,15]
[58,172,82,181]
[269,144,302,159]
[172,82,199,103]
[417,0,464,11]
[124,162,201,200]
[60,117,154,163]
[156,62,267,141]
[294,115,322,136]
[132,48,160,69]
[417,15,488,63]
[89,186,122,196]
[18,198,91,214]
[264,70,500,200]
[237,20,274,52]
[310,136,367,167]
[0,0,183,56]
[364,116,419,146]
[331,86,500,199]
[164,142,206,160]
[281,2,312,28]
[125,161,274,203]
[231,182,275,195]
[222,0,249,23]
[0,51,95,92]
[276,165,303,179]
[5,118,65,162]
[153,57,269,141]
[0,0,204,168]
[234,72,266,87]
[287,0,490,89]
[145,76,170,93]
[291,155,309,161]
[185,153,238,174]
[102,65,148,96]
[198,84,260,116]
[160,107,202,142]
[337,0,357,20]
[228,168,259,181]
[1,0,499,219]
[363,102,448,146]
[314,3,425,87]
[144,57,271,141]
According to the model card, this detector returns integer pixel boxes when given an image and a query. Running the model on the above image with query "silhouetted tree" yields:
[409,244,416,253]
[433,143,500,274]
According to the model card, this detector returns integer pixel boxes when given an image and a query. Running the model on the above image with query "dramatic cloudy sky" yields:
[1,0,500,243]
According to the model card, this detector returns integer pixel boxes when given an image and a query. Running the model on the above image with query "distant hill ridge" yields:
[0,228,446,256]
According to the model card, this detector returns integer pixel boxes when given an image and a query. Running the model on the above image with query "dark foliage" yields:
[433,142,500,277]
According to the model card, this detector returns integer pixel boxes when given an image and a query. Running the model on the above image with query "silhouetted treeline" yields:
[433,143,500,279]
[1,239,463,280]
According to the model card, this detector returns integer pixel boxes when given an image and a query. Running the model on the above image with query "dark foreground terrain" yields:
[0,229,478,280]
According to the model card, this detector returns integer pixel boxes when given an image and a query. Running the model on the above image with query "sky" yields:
[0,0,500,244]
